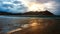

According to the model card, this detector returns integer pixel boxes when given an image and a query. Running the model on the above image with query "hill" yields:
[0,10,54,16]
[23,10,54,16]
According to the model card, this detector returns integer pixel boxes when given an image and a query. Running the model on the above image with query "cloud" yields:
[26,0,60,15]
[0,0,27,13]
[19,0,60,15]
[31,0,60,15]
[46,0,60,15]
[0,0,60,15]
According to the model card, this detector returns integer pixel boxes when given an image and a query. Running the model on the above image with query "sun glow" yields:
[19,0,54,12]
[30,23,38,26]
[28,2,46,11]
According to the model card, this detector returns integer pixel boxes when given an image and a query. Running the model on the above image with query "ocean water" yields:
[0,16,60,34]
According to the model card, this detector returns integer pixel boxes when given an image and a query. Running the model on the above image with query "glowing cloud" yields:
[20,0,55,11]
[19,0,46,11]
[20,0,59,15]
[27,2,46,11]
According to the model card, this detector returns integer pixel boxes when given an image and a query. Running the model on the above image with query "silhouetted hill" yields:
[0,11,22,15]
[23,10,54,16]
[0,11,11,15]
[0,10,54,16]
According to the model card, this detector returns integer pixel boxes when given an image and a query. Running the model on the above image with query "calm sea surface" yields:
[0,16,60,34]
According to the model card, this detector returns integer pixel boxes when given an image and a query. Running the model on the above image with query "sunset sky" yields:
[0,0,60,15]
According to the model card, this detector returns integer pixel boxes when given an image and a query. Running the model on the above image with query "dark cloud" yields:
[34,0,60,15]
[0,0,27,13]
[54,0,60,2]
[13,1,22,4]
[53,0,60,15]
[36,0,51,3]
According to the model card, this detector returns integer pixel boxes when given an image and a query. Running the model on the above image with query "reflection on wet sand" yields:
[21,18,54,34]
[8,18,60,34]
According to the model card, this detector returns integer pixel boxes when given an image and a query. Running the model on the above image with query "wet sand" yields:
[7,18,60,34]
